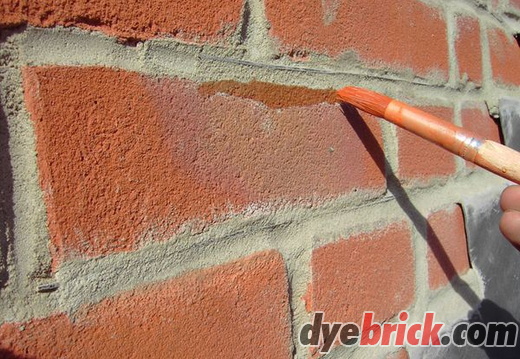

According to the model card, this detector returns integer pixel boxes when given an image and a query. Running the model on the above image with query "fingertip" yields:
[500,185,520,211]
[500,210,520,250]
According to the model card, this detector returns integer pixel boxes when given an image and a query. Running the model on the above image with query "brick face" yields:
[455,16,482,84]
[264,0,449,79]
[23,67,385,266]
[310,223,415,324]
[0,251,291,359]
[1,0,243,43]
[488,28,520,86]
[427,205,470,290]
[397,107,457,183]
[461,102,501,143]
[461,102,501,169]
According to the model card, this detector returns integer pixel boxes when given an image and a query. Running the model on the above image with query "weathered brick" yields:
[455,16,482,84]
[0,250,291,358]
[461,102,501,143]
[427,205,470,290]
[2,0,243,43]
[264,0,449,79]
[310,223,414,324]
[23,67,385,265]
[488,28,520,86]
[397,107,457,183]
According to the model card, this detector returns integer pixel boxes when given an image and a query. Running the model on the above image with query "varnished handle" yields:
[475,141,520,184]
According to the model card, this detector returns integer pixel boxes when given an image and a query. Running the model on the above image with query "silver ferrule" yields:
[455,133,483,162]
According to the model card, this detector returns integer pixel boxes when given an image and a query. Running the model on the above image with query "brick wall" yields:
[0,0,519,358]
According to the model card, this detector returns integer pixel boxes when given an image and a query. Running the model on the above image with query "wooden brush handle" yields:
[475,141,520,184]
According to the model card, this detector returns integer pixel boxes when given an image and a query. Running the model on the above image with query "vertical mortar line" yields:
[452,100,468,174]
[0,43,55,320]
[241,0,278,61]
[381,118,399,188]
[446,5,460,88]
[277,229,313,359]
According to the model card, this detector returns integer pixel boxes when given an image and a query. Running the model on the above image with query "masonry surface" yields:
[1,0,520,358]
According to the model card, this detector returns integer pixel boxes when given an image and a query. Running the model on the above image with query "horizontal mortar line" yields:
[0,170,498,323]
[17,27,455,92]
[198,53,437,87]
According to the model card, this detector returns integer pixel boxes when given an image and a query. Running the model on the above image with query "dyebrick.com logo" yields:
[299,311,519,354]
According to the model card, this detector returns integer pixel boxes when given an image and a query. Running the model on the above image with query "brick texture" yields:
[455,16,482,84]
[488,28,520,86]
[397,107,457,183]
[310,223,415,324]
[0,250,291,359]
[23,67,385,266]
[265,0,449,79]
[0,0,243,43]
[427,205,470,290]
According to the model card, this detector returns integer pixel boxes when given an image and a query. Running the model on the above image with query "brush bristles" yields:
[337,87,393,118]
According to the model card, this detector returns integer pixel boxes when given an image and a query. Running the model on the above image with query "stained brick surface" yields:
[310,223,415,324]
[427,205,470,290]
[0,0,243,43]
[455,16,482,84]
[488,28,520,86]
[0,251,291,359]
[265,0,449,78]
[397,107,457,183]
[23,67,385,266]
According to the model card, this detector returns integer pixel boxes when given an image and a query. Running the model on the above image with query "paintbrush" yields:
[337,86,520,184]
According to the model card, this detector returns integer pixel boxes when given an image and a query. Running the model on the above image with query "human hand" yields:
[500,185,520,250]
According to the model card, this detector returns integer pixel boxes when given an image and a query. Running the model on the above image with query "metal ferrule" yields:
[455,133,483,162]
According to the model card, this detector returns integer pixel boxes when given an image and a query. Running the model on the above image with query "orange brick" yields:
[461,102,501,143]
[265,0,448,79]
[310,223,415,324]
[427,205,470,290]
[488,28,520,86]
[0,0,25,27]
[3,0,243,43]
[23,67,385,266]
[397,107,457,182]
[455,16,482,84]
[0,251,291,358]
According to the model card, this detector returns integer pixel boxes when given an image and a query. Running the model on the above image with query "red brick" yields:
[461,102,501,170]
[461,102,501,143]
[0,250,291,358]
[265,0,448,79]
[510,0,520,10]
[455,16,482,84]
[397,107,457,183]
[310,223,414,324]
[427,205,470,290]
[3,0,243,43]
[23,67,385,266]
[0,0,25,27]
[488,28,520,86]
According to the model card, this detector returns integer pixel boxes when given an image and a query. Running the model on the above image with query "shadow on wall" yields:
[341,104,520,357]
[0,104,14,289]
[0,349,36,359]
